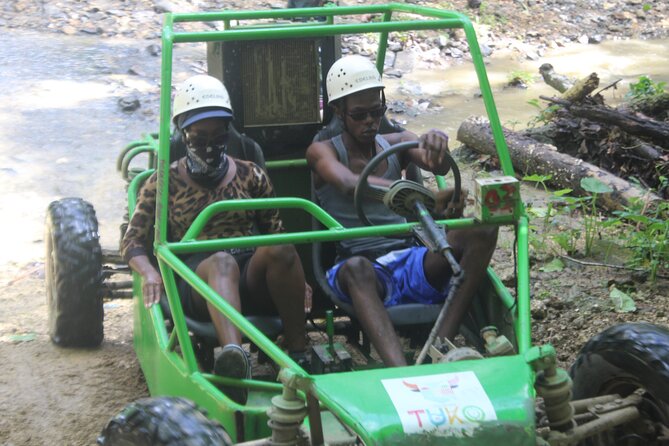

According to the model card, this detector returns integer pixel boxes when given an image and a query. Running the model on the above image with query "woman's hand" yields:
[128,255,163,309]
[141,268,163,308]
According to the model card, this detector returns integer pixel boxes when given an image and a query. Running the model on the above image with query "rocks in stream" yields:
[118,96,141,112]
[1,0,666,54]
[0,0,667,125]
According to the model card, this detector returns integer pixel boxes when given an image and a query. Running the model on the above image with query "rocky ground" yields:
[0,1,667,445]
[2,0,668,60]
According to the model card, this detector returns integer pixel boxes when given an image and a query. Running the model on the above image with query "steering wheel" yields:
[353,140,461,226]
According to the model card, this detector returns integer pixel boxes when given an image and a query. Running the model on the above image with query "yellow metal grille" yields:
[240,39,320,127]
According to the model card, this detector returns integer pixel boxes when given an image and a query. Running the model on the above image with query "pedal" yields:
[310,343,352,374]
[428,337,484,363]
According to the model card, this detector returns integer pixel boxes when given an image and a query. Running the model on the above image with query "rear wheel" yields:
[98,397,233,445]
[570,322,669,445]
[45,197,103,347]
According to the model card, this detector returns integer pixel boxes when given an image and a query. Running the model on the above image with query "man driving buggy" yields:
[306,55,498,367]
[121,74,310,403]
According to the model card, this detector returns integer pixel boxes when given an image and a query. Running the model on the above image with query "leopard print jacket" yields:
[121,157,283,263]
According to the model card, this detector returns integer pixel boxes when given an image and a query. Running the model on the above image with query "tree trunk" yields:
[456,116,661,211]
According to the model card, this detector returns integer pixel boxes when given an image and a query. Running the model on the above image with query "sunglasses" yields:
[346,105,387,122]
[184,129,229,151]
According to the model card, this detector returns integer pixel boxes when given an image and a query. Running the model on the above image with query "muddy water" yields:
[1,30,667,268]
[0,32,157,266]
[0,32,209,268]
[389,38,669,137]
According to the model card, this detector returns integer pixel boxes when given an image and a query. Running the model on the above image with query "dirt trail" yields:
[0,272,145,446]
[0,31,156,446]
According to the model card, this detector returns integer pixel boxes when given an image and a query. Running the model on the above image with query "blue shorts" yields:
[326,247,449,307]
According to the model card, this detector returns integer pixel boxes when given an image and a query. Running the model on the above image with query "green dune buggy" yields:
[44,3,669,445]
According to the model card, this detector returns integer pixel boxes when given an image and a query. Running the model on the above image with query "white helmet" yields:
[326,55,384,104]
[172,74,233,128]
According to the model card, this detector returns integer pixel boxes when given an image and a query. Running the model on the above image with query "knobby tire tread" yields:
[46,197,103,347]
[98,397,232,446]
[570,322,669,400]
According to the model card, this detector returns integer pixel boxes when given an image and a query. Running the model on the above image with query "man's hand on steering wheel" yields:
[418,129,451,175]
[435,188,468,218]
[355,140,461,226]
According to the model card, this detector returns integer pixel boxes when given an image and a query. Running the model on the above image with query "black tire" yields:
[98,397,233,446]
[45,197,103,347]
[570,322,669,445]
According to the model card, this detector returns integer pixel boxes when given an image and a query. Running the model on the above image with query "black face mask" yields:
[183,131,230,188]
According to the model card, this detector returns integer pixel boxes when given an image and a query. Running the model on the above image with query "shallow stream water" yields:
[390,38,669,136]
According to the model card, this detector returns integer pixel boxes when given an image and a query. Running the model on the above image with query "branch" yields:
[595,78,623,96]
[559,255,669,279]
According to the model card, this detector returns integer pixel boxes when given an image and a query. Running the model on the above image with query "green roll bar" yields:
[141,3,529,407]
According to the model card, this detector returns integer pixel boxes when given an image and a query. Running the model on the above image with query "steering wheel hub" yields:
[383,179,436,218]
[353,140,461,226]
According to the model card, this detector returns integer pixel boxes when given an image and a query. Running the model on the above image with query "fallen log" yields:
[619,134,663,161]
[540,72,600,121]
[456,116,661,211]
[542,97,669,150]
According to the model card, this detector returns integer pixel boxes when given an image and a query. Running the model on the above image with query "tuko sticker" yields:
[382,371,497,435]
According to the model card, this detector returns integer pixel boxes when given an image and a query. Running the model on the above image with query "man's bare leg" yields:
[339,257,407,366]
[425,226,499,340]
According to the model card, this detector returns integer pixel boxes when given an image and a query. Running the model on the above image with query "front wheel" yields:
[98,397,233,445]
[570,322,669,445]
[45,197,103,347]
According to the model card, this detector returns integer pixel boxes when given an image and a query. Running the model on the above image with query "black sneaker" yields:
[289,350,311,374]
[214,344,251,405]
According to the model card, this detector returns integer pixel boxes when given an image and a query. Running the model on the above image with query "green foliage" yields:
[504,119,521,131]
[523,175,615,257]
[550,229,581,256]
[540,258,565,272]
[524,171,667,283]
[507,70,534,87]
[627,75,666,101]
[523,174,577,256]
[476,2,507,27]
[390,31,413,44]
[522,174,572,228]
[610,286,636,313]
[578,177,613,256]
[608,178,669,283]
[526,99,559,128]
